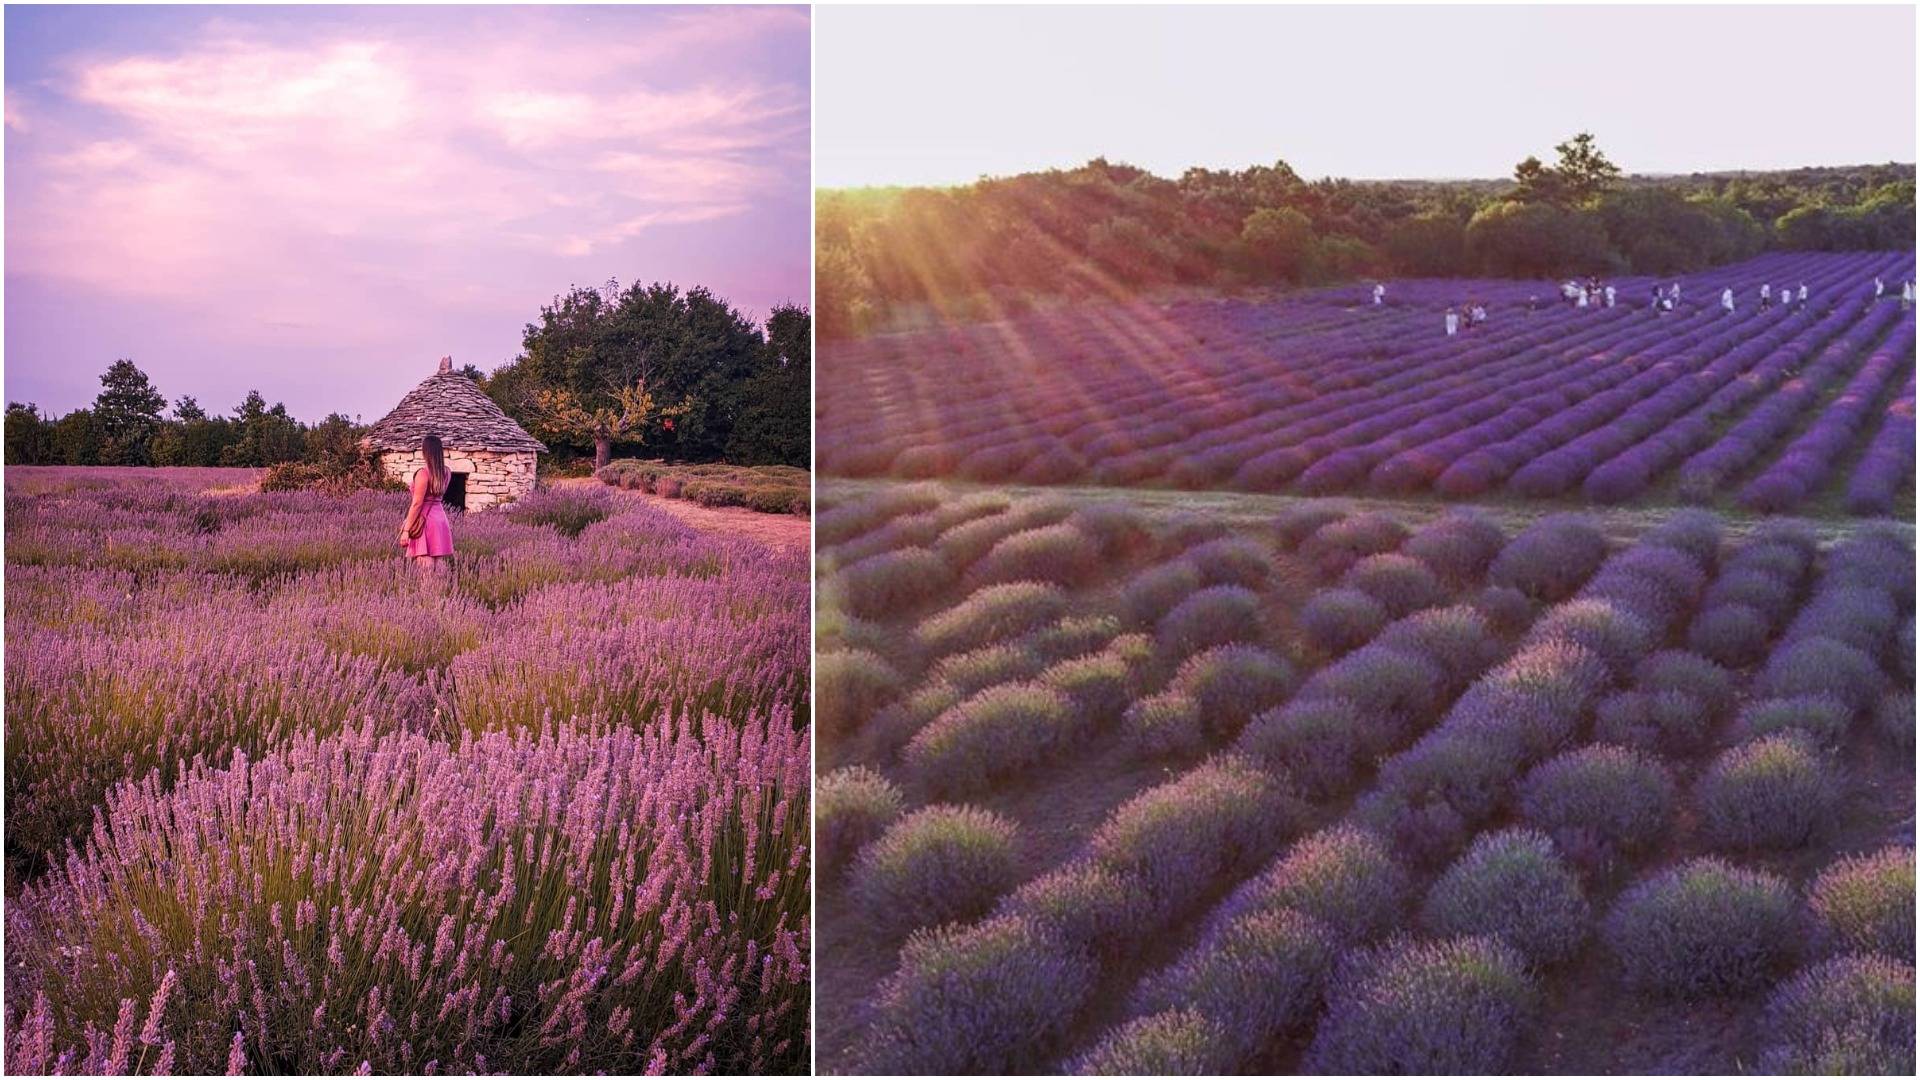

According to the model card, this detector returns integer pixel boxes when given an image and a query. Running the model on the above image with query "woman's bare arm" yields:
[401,468,428,538]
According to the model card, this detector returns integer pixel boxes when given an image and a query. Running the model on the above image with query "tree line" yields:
[817,134,1915,337]
[5,285,811,472]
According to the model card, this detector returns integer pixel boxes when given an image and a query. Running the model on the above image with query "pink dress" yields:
[404,471,455,558]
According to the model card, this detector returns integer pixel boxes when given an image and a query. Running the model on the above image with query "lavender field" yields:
[818,252,1916,518]
[3,467,811,1075]
[816,481,1914,1073]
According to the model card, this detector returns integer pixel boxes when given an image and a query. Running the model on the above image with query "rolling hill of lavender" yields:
[816,485,1913,1073]
[2,468,811,1075]
[818,252,1915,518]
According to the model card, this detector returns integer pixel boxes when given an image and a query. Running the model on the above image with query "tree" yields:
[5,403,54,465]
[724,305,811,466]
[1466,200,1614,277]
[50,409,102,465]
[1238,206,1317,281]
[1385,214,1470,276]
[1514,133,1621,208]
[531,379,690,470]
[92,359,167,465]
[221,390,305,467]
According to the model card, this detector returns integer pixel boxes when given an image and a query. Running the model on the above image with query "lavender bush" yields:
[1604,858,1797,997]
[854,804,1022,934]
[1808,847,1916,961]
[1307,936,1538,1074]
[1760,954,1915,1075]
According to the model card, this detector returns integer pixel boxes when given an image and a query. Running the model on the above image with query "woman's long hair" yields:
[421,435,449,494]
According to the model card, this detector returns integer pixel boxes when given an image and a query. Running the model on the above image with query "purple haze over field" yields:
[3,4,810,422]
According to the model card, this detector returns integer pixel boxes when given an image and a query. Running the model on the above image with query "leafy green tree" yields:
[91,359,167,465]
[50,409,102,466]
[5,402,55,465]
[1514,133,1621,208]
[1466,200,1613,277]
[724,305,811,466]
[221,391,305,467]
[1384,213,1471,276]
[1239,206,1317,281]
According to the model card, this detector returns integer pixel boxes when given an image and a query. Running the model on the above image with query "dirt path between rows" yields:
[555,478,810,553]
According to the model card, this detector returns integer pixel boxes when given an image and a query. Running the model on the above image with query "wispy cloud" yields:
[5,5,809,418]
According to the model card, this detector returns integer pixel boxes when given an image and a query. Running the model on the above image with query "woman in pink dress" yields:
[400,434,455,573]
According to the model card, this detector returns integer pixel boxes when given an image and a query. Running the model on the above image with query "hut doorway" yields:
[444,471,468,511]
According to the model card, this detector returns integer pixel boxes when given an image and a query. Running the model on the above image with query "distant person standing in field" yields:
[1604,284,1616,308]
[1874,276,1884,299]
[1797,283,1809,307]
[1445,307,1460,336]
[1472,302,1488,327]
[401,434,456,577]
[1373,283,1386,306]
[1903,280,1914,309]
[1760,282,1772,309]
[1721,287,1735,313]
[1576,286,1590,309]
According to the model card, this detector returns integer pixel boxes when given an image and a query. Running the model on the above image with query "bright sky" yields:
[816,4,1917,189]
[5,4,810,421]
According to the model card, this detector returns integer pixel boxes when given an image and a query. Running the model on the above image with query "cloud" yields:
[8,9,807,306]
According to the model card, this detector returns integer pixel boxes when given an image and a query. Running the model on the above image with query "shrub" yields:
[816,648,904,737]
[1697,734,1839,851]
[1299,587,1391,655]
[916,582,1069,657]
[1090,755,1300,912]
[1171,644,1295,736]
[1603,857,1797,997]
[1183,537,1276,589]
[905,682,1088,794]
[1300,646,1448,752]
[1069,1009,1234,1076]
[1119,560,1202,627]
[1375,605,1502,691]
[1374,732,1524,832]
[1705,569,1798,624]
[1634,649,1736,716]
[1238,698,1364,798]
[1592,689,1712,754]
[1025,615,1123,664]
[997,861,1156,958]
[931,642,1047,695]
[859,915,1097,1074]
[854,804,1022,934]
[1808,847,1915,961]
[1518,745,1675,863]
[1876,692,1915,751]
[833,547,955,618]
[1739,695,1853,744]
[1038,649,1134,719]
[1760,637,1888,711]
[819,766,906,877]
[1301,512,1412,577]
[1273,503,1350,550]
[1488,515,1608,601]
[1218,825,1411,944]
[1067,501,1156,560]
[1473,584,1536,636]
[1524,599,1654,679]
[1307,936,1538,1074]
[1640,508,1723,567]
[1343,553,1448,617]
[1687,604,1772,668]
[972,523,1102,587]
[501,483,616,537]
[1121,692,1205,759]
[1155,585,1264,659]
[1130,909,1339,1056]
[1402,511,1507,583]
[1449,641,1611,760]
[1421,828,1590,965]
[1789,586,1901,654]
[1760,954,1915,1076]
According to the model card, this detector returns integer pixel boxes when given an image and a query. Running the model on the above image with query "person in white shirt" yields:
[1576,287,1590,309]
[1604,284,1616,308]
[1797,283,1808,306]
[1721,287,1735,312]
[1874,276,1885,299]
[1671,282,1682,301]
[1473,303,1488,326]
[1445,307,1460,336]
[1373,283,1386,306]
[1903,281,1914,309]
[1760,283,1772,309]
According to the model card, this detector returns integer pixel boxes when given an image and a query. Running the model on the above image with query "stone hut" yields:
[364,357,545,511]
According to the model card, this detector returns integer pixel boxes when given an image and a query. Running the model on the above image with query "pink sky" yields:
[4,4,810,422]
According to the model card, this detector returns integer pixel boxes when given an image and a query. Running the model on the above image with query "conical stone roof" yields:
[364,360,545,454]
